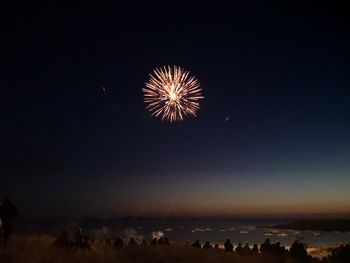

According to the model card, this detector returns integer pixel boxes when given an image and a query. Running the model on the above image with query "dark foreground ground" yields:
[1,235,350,263]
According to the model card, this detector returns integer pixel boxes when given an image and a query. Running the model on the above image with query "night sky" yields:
[2,1,350,218]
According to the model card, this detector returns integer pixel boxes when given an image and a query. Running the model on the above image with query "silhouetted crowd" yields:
[54,228,92,249]
[53,230,350,263]
[54,229,173,249]
[191,238,308,261]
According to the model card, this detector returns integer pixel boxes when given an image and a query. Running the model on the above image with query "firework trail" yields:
[143,65,204,122]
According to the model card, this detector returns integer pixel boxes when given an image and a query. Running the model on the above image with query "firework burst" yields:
[143,65,203,122]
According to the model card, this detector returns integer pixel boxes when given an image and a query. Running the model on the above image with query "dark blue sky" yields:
[1,1,350,218]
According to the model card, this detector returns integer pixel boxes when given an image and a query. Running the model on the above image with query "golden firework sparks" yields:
[143,65,204,122]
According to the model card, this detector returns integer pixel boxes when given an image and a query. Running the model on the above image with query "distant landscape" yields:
[270,220,350,232]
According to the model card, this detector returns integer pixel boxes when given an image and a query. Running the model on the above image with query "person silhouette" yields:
[157,237,164,245]
[243,242,252,255]
[235,243,244,255]
[151,237,157,245]
[128,238,136,246]
[0,196,18,246]
[290,240,308,262]
[164,237,170,245]
[252,244,259,254]
[260,238,272,254]
[224,238,233,253]
[203,241,212,249]
[191,240,201,248]
[114,237,124,248]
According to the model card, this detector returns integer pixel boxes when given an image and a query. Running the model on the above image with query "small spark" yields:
[101,86,107,95]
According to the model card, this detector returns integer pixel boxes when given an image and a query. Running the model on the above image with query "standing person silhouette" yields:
[224,238,233,253]
[0,196,18,246]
